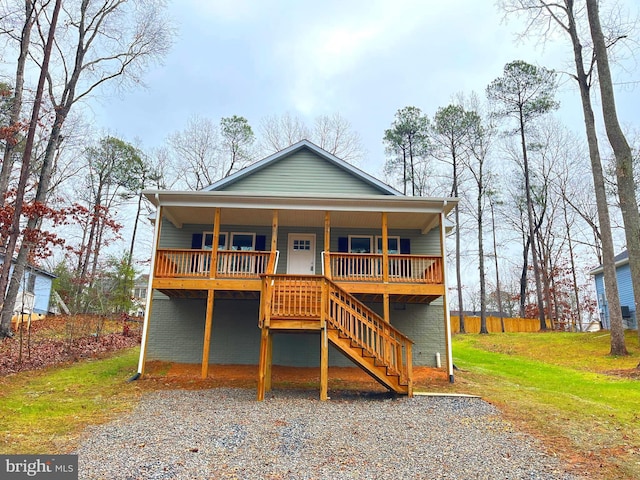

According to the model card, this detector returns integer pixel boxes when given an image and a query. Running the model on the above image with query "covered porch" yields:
[138,191,457,394]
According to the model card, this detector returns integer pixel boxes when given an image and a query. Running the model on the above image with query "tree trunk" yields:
[563,197,582,331]
[478,171,487,334]
[586,0,633,356]
[519,108,547,330]
[452,148,465,333]
[128,190,144,267]
[519,232,530,317]
[0,1,36,200]
[0,0,63,337]
[490,200,505,332]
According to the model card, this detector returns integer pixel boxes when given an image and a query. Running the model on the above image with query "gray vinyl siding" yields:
[219,150,388,195]
[158,220,272,250]
[331,227,441,256]
[147,297,445,367]
[158,223,441,274]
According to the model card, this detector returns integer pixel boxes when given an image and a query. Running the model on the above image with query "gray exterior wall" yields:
[158,221,441,266]
[219,149,388,195]
[147,297,446,368]
[148,219,447,367]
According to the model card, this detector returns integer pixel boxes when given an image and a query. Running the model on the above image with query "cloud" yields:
[278,0,437,114]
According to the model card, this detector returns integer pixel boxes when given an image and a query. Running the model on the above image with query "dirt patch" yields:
[143,361,451,393]
[604,368,640,380]
[0,315,141,376]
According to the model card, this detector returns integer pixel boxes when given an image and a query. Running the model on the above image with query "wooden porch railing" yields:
[326,253,442,284]
[260,274,413,388]
[155,249,273,278]
[325,279,412,385]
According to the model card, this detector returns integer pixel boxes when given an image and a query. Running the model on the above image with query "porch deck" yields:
[152,249,445,302]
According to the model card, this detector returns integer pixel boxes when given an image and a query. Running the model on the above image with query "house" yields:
[136,140,458,400]
[131,274,149,317]
[590,250,638,330]
[0,255,56,324]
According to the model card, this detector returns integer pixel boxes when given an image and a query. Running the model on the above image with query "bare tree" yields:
[313,113,364,163]
[258,112,310,154]
[586,0,637,357]
[259,112,365,164]
[166,115,221,190]
[0,0,61,337]
[0,0,37,200]
[0,0,173,336]
[501,0,630,355]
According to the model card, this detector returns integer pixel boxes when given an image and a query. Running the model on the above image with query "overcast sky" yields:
[90,0,639,179]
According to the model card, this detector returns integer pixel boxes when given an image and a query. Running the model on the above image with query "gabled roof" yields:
[0,254,56,279]
[589,250,629,276]
[202,139,401,196]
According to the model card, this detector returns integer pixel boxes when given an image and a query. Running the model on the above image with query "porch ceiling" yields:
[145,191,458,233]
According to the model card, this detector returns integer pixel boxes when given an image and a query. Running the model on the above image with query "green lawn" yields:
[452,331,640,480]
[0,333,638,479]
[0,347,142,454]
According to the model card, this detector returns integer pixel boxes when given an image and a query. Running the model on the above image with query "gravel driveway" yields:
[77,388,582,479]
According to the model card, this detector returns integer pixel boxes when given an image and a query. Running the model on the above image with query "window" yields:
[348,235,372,253]
[203,232,227,250]
[26,272,36,293]
[376,236,400,254]
[230,233,255,251]
[134,287,147,299]
[293,239,311,251]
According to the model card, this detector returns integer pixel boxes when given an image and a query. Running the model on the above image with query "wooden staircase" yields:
[258,275,413,398]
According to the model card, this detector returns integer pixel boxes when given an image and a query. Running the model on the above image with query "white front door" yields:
[287,233,316,274]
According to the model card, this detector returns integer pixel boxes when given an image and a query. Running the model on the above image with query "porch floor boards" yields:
[157,288,438,304]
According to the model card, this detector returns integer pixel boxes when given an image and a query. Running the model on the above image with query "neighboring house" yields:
[590,250,638,330]
[137,140,458,400]
[0,255,56,319]
[131,274,149,317]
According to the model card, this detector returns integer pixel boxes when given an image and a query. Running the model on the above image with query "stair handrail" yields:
[260,274,413,390]
[323,278,413,385]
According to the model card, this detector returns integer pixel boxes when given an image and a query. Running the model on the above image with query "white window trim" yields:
[375,235,401,254]
[230,232,256,251]
[348,235,373,253]
[202,231,228,250]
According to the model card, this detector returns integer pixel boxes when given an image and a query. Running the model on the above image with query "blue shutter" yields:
[192,233,203,249]
[255,235,267,251]
[400,238,410,254]
[338,237,348,253]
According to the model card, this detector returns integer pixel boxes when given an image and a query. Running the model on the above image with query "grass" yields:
[452,331,640,480]
[1,331,638,479]
[0,347,142,454]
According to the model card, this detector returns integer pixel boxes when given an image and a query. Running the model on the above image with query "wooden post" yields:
[265,333,273,392]
[406,343,413,397]
[201,289,215,379]
[439,210,454,383]
[137,205,163,377]
[382,213,390,324]
[257,327,269,400]
[268,210,279,273]
[320,325,329,400]
[320,280,329,400]
[383,293,390,325]
[381,212,389,283]
[210,208,221,279]
[324,211,331,279]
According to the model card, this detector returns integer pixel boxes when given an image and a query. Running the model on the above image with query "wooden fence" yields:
[450,315,552,333]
